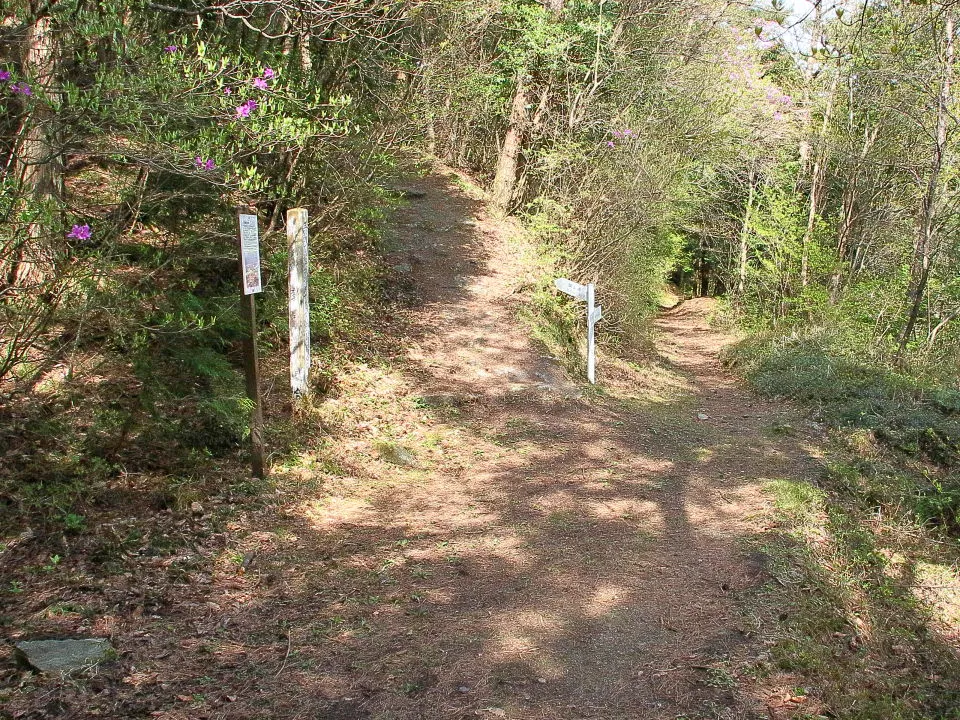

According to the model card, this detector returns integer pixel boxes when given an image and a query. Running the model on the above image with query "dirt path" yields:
[274,166,825,719]
[23,167,828,720]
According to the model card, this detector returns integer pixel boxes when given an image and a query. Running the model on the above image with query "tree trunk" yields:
[490,75,528,216]
[801,70,840,288]
[898,13,954,355]
[830,127,877,302]
[737,168,756,297]
[489,0,561,216]
[8,11,64,286]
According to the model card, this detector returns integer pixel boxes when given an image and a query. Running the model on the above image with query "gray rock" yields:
[14,638,114,673]
[377,443,419,468]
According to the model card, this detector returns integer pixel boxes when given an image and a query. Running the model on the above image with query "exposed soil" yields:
[2,166,829,719]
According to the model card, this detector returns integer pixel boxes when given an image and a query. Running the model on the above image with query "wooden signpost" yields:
[554,277,602,384]
[287,208,310,404]
[237,210,266,479]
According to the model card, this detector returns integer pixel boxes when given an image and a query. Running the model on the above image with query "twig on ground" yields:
[275,633,293,678]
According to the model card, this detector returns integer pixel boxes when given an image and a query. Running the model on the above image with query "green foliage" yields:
[757,473,960,719]
[0,0,412,536]
[734,328,960,536]
[914,476,960,535]
[522,275,583,373]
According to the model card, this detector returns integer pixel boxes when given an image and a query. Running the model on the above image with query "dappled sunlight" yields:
[583,497,663,529]
[584,584,629,618]
[3,167,906,720]
[302,494,376,528]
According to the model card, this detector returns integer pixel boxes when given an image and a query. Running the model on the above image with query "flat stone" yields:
[14,638,114,673]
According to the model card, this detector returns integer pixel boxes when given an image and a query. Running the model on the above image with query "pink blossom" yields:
[0,70,9,82]
[67,224,92,241]
[223,87,233,95]
[235,99,258,119]
[10,82,32,96]
[164,45,178,53]
[262,67,275,79]
[252,77,268,91]
[606,141,615,148]
[204,159,215,170]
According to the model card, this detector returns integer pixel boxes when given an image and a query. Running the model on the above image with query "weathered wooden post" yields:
[237,209,266,479]
[286,208,310,405]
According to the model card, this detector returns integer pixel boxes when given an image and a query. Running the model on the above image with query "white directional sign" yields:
[554,277,589,302]
[554,277,603,384]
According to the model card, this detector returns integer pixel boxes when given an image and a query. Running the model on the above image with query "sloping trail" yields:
[120,166,826,720]
[284,166,826,719]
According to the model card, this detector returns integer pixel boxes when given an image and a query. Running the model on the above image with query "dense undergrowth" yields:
[729,328,960,535]
[755,475,960,719]
[728,324,960,718]
[0,158,403,540]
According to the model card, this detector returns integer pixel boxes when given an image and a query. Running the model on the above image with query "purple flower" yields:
[195,156,203,167]
[606,141,615,148]
[67,224,92,241]
[223,87,232,95]
[262,67,275,79]
[0,70,9,82]
[235,99,258,119]
[204,159,216,170]
[11,82,32,96]
[164,45,178,53]
[252,77,268,91]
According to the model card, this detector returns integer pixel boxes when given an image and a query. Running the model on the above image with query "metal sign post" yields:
[554,278,603,384]
[287,208,310,405]
[237,210,266,479]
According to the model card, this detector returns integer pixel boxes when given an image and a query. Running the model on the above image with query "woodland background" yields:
[2,1,960,715]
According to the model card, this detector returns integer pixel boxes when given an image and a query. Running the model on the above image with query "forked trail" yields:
[121,167,825,720]
[271,166,824,719]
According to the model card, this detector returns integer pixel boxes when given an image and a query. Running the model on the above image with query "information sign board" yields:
[239,214,262,295]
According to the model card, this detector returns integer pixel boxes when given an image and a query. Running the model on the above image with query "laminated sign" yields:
[239,214,263,295]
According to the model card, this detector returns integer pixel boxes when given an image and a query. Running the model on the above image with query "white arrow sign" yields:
[554,277,589,302]
[554,278,602,384]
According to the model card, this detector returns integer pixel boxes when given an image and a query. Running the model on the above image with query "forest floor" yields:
[4,164,955,720]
